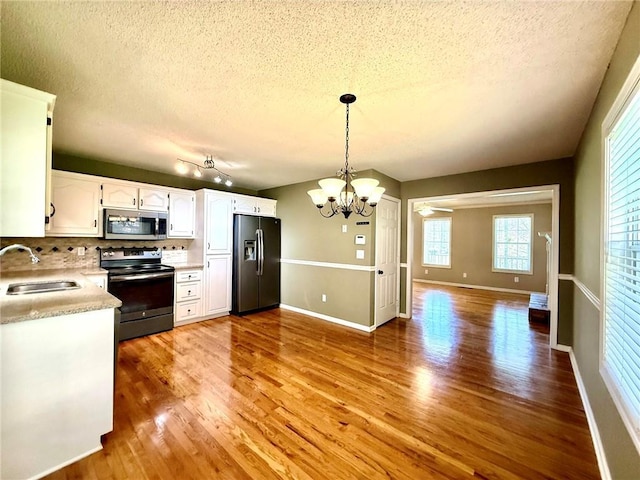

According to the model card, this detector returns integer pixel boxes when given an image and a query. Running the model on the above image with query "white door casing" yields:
[375,196,400,327]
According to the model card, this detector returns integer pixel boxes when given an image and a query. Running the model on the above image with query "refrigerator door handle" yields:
[256,228,264,276]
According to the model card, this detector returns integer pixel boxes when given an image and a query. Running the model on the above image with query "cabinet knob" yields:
[187,290,191,295]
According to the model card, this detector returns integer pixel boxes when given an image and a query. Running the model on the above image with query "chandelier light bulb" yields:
[214,175,222,183]
[225,178,233,187]
[193,167,203,178]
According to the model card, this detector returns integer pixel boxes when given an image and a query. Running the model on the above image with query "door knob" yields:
[378,270,384,274]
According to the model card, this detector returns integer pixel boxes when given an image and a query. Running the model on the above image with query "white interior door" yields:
[375,196,400,327]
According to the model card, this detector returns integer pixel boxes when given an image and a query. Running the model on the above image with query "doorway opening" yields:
[404,185,561,349]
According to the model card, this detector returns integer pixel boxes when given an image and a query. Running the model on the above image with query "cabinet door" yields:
[206,193,232,254]
[0,80,55,237]
[204,255,231,315]
[232,194,257,214]
[138,188,169,211]
[168,191,195,238]
[85,274,107,289]
[48,172,101,236]
[256,198,277,217]
[101,182,137,209]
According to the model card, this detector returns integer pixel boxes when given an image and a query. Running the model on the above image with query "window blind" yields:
[423,218,451,267]
[603,76,640,433]
[493,215,532,273]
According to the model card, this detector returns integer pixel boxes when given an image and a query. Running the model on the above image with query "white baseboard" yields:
[554,343,572,353]
[568,348,611,480]
[413,278,536,295]
[280,304,374,332]
[174,312,229,328]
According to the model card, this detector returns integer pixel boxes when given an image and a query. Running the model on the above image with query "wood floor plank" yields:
[44,283,599,479]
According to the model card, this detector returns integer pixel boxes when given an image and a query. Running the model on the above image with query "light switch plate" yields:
[356,249,365,259]
[355,234,366,245]
[342,225,348,233]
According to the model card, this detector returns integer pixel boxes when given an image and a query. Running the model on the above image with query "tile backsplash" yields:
[0,237,193,272]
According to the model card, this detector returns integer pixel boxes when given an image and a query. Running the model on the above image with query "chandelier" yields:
[307,94,384,218]
[176,155,232,186]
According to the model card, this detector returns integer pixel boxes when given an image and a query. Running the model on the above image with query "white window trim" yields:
[492,213,534,275]
[600,52,640,455]
[422,216,452,268]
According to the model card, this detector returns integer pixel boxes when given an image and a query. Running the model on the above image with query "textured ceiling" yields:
[0,1,632,191]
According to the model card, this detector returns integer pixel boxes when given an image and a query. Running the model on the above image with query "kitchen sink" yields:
[6,280,81,295]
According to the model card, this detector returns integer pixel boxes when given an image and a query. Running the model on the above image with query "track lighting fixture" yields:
[176,155,232,186]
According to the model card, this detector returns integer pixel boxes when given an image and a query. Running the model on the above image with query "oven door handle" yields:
[109,272,174,282]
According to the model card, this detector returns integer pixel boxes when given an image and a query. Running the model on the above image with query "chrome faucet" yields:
[0,244,40,264]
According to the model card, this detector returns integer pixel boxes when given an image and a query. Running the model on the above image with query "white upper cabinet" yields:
[48,171,101,236]
[101,182,138,209]
[232,194,277,217]
[0,80,56,237]
[168,190,195,238]
[139,187,169,211]
[205,192,233,254]
[102,182,169,211]
[256,197,277,217]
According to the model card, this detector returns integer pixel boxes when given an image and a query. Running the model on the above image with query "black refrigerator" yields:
[232,215,281,314]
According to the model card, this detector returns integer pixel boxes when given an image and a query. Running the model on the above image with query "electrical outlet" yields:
[514,276,519,283]
[463,272,467,278]
[322,294,327,302]
[77,246,85,256]
[424,269,429,274]
[342,224,348,233]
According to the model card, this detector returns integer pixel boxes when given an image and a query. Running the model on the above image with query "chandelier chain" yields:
[345,103,350,171]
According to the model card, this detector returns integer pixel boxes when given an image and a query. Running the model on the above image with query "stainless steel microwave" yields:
[103,209,167,240]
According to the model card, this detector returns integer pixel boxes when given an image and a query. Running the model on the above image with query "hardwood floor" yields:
[46,283,599,479]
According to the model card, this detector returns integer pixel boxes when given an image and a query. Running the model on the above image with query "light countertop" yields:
[167,262,204,271]
[0,268,121,325]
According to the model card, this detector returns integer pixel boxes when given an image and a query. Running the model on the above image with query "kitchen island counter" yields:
[0,268,121,324]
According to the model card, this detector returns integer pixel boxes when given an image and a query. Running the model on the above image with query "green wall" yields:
[400,158,574,272]
[412,203,552,293]
[571,2,640,477]
[53,152,257,195]
[261,171,398,327]
[400,158,574,343]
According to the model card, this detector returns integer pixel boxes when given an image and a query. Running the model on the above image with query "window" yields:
[493,214,533,274]
[422,217,451,267]
[601,55,640,452]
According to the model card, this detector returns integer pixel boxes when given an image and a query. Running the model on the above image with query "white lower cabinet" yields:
[84,272,107,289]
[204,255,231,316]
[174,269,202,326]
[1,308,114,480]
